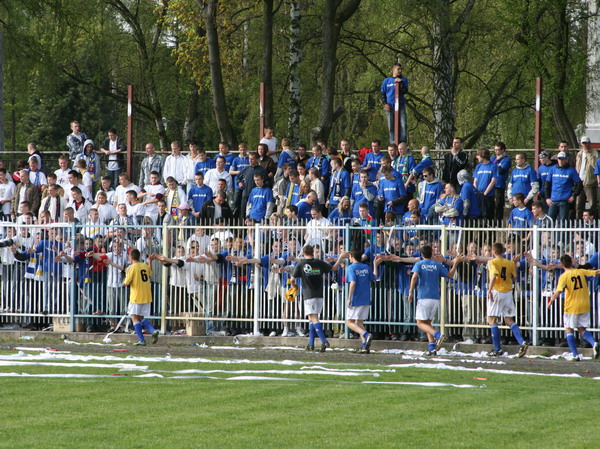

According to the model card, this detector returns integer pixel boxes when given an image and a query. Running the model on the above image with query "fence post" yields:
[439,225,447,337]
[531,225,539,346]
[160,222,168,334]
[343,223,350,338]
[69,222,76,332]
[253,222,261,335]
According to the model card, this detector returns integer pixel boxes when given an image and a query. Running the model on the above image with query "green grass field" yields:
[1,351,599,449]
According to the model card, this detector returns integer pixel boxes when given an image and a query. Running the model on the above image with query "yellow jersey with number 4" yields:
[487,257,515,293]
[556,268,597,314]
[123,262,153,304]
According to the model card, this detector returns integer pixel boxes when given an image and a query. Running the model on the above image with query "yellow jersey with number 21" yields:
[556,268,597,315]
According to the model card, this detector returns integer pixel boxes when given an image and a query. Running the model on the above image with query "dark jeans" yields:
[107,169,122,188]
[494,188,506,220]
[548,200,572,223]
[386,105,407,144]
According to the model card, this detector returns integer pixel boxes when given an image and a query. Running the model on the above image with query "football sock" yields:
[362,331,369,339]
[491,324,501,351]
[309,323,316,346]
[313,322,327,344]
[510,323,524,345]
[134,322,145,342]
[566,333,578,357]
[433,331,441,340]
[141,319,156,334]
[428,342,436,352]
[582,331,596,346]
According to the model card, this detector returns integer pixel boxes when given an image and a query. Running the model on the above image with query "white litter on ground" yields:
[363,381,480,388]
[163,368,380,377]
[0,360,146,370]
[388,362,585,378]
[63,339,126,347]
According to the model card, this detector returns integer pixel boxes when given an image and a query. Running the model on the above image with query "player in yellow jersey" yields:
[123,249,159,346]
[486,242,528,358]
[548,254,600,361]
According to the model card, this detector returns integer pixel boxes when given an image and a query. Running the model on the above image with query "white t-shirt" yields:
[260,136,279,163]
[108,138,119,171]
[0,181,15,215]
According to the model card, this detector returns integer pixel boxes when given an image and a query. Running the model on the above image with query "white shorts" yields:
[304,298,324,316]
[128,302,151,317]
[415,299,439,321]
[563,312,590,329]
[487,290,515,318]
[346,305,370,321]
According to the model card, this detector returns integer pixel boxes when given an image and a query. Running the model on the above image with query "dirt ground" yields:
[3,335,600,378]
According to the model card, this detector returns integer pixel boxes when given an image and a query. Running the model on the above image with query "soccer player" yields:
[345,248,375,353]
[547,254,600,361]
[486,242,528,358]
[124,249,159,346]
[291,245,338,352]
[408,245,463,356]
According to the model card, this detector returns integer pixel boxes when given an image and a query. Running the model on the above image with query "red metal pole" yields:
[534,77,542,171]
[394,79,400,146]
[259,82,265,141]
[127,85,134,179]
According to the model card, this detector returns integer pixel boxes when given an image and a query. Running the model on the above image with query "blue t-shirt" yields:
[328,169,351,206]
[510,165,538,197]
[187,184,213,212]
[297,200,313,221]
[473,161,498,197]
[412,156,433,176]
[419,181,443,216]
[459,181,481,218]
[231,156,250,190]
[306,156,331,180]
[194,159,215,176]
[537,163,554,195]
[411,259,449,300]
[394,154,416,193]
[380,76,408,106]
[508,207,534,228]
[347,262,374,306]
[328,208,352,226]
[491,155,511,188]
[362,152,384,181]
[278,150,297,169]
[216,153,236,172]
[547,165,581,201]
[378,177,406,215]
[351,183,378,217]
[248,187,274,221]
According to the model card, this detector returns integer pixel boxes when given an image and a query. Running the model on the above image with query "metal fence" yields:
[1,220,599,344]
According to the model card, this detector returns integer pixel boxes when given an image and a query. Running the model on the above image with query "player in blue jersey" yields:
[408,245,464,355]
[345,248,376,353]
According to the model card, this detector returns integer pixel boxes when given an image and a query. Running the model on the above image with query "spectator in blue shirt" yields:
[350,170,378,218]
[507,193,534,229]
[326,157,351,214]
[507,153,539,207]
[418,166,443,223]
[457,169,481,221]
[362,139,384,182]
[404,146,433,191]
[544,151,582,222]
[537,150,555,209]
[229,143,250,217]
[490,141,512,220]
[433,182,464,226]
[377,166,407,216]
[246,173,274,223]
[473,147,498,220]
[305,145,331,189]
[194,148,215,176]
[380,63,408,144]
[187,172,213,219]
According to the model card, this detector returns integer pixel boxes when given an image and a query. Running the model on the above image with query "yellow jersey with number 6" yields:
[556,268,597,314]
[487,257,515,293]
[123,262,153,304]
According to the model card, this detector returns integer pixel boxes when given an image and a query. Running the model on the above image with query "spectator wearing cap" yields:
[537,150,555,209]
[545,151,582,222]
[576,135,598,219]
[174,201,195,242]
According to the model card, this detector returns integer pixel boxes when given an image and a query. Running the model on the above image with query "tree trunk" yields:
[262,0,274,129]
[196,0,237,148]
[431,0,455,149]
[182,82,200,144]
[312,0,361,144]
[288,0,302,144]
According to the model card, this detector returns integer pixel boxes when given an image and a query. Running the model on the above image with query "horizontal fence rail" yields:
[0,221,598,346]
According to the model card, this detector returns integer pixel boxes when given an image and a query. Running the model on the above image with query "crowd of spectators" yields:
[0,122,598,343]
